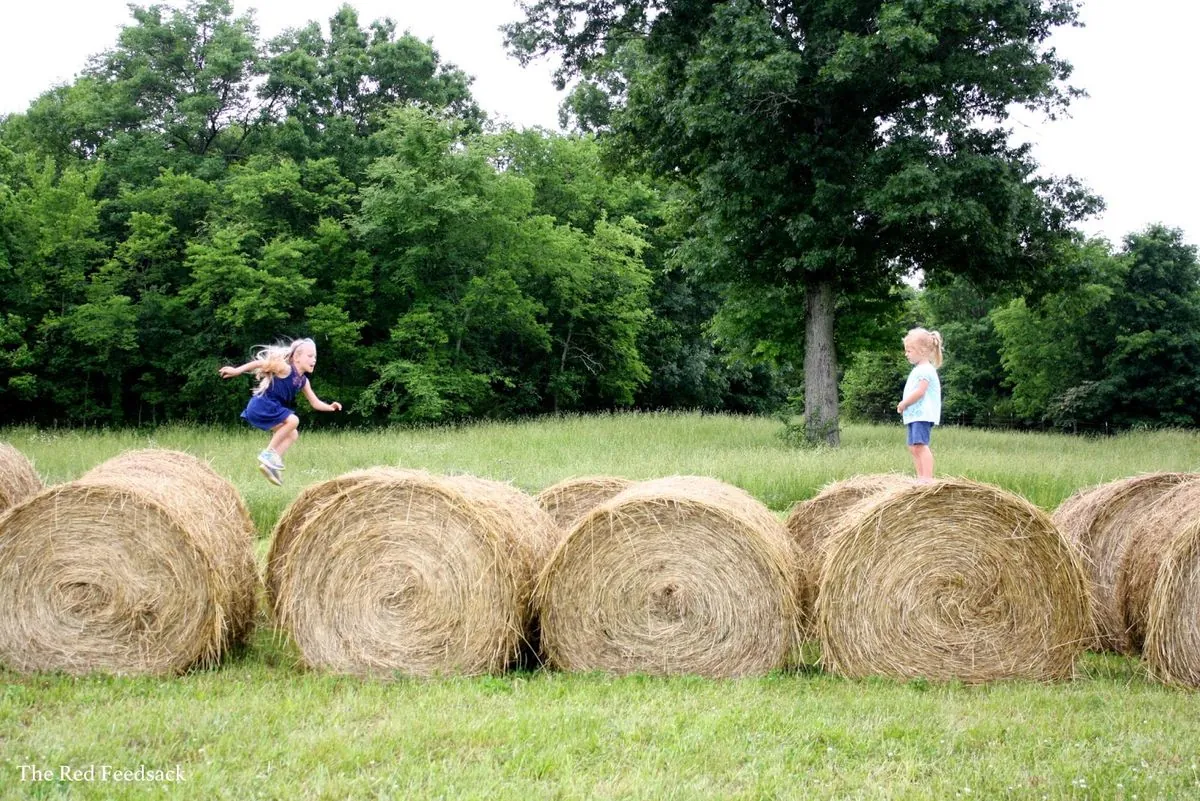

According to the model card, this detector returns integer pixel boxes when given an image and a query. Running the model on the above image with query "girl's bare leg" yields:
[268,414,300,457]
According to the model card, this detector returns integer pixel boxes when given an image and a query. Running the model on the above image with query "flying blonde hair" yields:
[904,328,944,368]
[251,338,315,396]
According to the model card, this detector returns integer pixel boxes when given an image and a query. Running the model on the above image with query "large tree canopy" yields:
[507,0,1099,444]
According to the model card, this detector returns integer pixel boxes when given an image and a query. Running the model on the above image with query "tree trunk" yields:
[804,277,840,447]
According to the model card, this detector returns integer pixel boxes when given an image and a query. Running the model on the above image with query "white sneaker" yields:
[258,450,284,471]
[257,460,283,486]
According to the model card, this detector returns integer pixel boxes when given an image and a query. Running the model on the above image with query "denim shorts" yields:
[906,421,933,446]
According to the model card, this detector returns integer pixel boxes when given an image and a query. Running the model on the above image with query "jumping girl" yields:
[219,338,341,485]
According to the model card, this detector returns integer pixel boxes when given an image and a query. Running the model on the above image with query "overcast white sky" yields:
[1,0,1195,249]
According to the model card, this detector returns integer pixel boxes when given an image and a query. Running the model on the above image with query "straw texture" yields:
[0,442,42,513]
[269,470,551,677]
[818,479,1090,682]
[536,476,798,677]
[784,474,913,635]
[0,449,257,675]
[1144,510,1200,686]
[1052,472,1195,652]
[536,476,634,531]
[1117,481,1200,654]
[265,467,422,611]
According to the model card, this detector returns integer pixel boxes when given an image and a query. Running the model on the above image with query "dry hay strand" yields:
[1116,480,1200,655]
[535,475,798,677]
[1052,472,1196,652]
[0,449,257,675]
[536,476,634,532]
[818,479,1090,683]
[270,471,549,677]
[1144,515,1200,686]
[784,473,913,635]
[0,442,42,513]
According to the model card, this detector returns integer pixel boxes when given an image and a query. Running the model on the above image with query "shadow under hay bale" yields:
[535,476,798,677]
[1053,472,1195,652]
[1145,515,1200,687]
[1118,481,1200,655]
[818,479,1090,683]
[268,470,552,677]
[536,476,634,532]
[784,474,913,636]
[0,442,42,513]
[0,449,257,675]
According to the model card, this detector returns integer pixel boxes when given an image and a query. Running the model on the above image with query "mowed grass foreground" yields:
[3,413,1200,800]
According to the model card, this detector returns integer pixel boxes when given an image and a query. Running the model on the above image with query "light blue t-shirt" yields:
[902,362,941,425]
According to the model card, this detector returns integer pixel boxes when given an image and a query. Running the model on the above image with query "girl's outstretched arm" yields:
[219,360,264,379]
[302,381,342,412]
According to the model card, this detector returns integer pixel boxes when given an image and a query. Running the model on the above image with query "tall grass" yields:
[3,414,1200,799]
[6,413,1199,532]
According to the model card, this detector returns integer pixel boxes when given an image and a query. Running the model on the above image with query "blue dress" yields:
[241,366,308,431]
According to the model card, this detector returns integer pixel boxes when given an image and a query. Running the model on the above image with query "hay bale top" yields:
[536,475,633,532]
[82,450,257,608]
[1118,480,1200,654]
[594,474,784,534]
[785,472,914,556]
[270,469,545,677]
[0,448,257,675]
[0,442,42,513]
[81,448,256,542]
[1052,472,1195,551]
[536,474,797,677]
[1052,472,1197,652]
[818,478,1090,683]
[442,474,558,568]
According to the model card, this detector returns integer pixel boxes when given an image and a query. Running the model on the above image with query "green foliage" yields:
[352,108,657,422]
[920,275,1012,422]
[989,228,1200,429]
[841,351,908,424]
[3,0,1192,435]
[1,3,733,426]
[507,0,1099,444]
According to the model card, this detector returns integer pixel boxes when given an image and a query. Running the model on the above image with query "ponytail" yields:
[929,330,944,368]
[905,327,944,368]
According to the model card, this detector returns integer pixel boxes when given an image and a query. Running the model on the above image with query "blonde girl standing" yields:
[896,328,943,482]
[219,338,341,485]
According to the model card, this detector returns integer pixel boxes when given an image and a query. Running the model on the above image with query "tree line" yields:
[0,0,779,426]
[2,0,1197,434]
[841,225,1200,432]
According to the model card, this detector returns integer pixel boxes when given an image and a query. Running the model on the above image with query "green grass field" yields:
[3,413,1200,800]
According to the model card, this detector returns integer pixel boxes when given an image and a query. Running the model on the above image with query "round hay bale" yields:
[265,467,423,612]
[818,479,1090,683]
[0,449,257,675]
[1144,516,1200,686]
[1052,472,1195,652]
[784,474,913,635]
[536,475,798,677]
[0,442,42,513]
[270,471,548,677]
[536,476,633,532]
[1117,480,1200,654]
